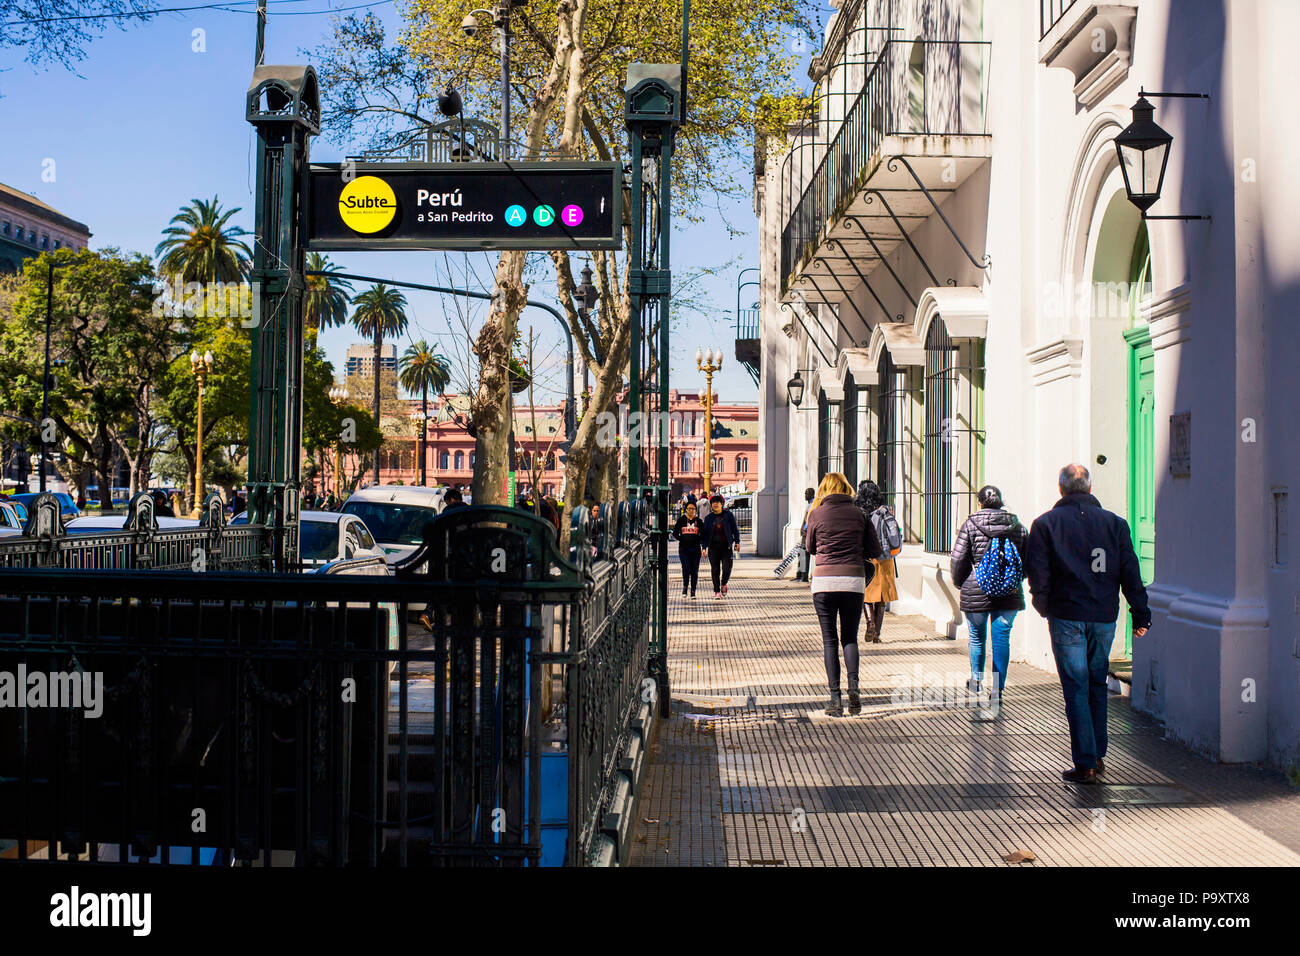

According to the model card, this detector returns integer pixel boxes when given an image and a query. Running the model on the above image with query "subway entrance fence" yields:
[0,500,656,867]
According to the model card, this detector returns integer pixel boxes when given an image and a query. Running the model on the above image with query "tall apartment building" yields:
[344,343,397,378]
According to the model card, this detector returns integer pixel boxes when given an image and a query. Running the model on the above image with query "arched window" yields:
[438,450,450,470]
[681,451,692,472]
[454,451,464,470]
[711,456,723,474]
[736,455,748,473]
[545,453,555,470]
[469,452,476,469]
[520,452,532,470]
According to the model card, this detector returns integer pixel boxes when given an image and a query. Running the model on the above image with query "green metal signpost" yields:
[245,65,321,569]
[625,4,687,717]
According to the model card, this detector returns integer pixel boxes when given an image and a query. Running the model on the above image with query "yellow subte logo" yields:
[338,176,397,233]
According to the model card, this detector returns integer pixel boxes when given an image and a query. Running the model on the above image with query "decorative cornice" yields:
[1026,335,1084,387]
[868,322,925,367]
[1143,283,1191,352]
[1038,3,1138,110]
[914,286,989,341]
[837,346,876,386]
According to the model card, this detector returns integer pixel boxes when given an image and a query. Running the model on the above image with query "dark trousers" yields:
[708,543,733,591]
[813,591,862,692]
[679,548,700,592]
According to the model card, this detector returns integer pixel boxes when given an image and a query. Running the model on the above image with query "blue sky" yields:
[0,0,811,405]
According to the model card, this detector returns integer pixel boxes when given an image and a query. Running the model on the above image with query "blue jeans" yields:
[965,610,1016,694]
[1048,618,1117,770]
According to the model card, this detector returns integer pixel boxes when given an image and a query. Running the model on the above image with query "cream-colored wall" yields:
[755,0,1300,767]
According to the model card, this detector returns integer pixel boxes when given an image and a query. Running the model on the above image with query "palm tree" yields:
[154,196,252,283]
[398,340,452,486]
[303,252,353,342]
[350,283,409,483]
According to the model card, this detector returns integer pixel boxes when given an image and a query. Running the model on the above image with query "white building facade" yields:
[753,0,1300,770]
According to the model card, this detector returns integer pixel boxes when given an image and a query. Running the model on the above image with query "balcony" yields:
[734,306,759,386]
[778,38,991,313]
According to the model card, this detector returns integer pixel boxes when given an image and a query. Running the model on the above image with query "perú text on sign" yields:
[306,161,622,251]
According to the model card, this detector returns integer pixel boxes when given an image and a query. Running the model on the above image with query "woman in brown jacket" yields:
[805,472,883,716]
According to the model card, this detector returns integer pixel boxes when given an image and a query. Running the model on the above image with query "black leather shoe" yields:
[1096,758,1106,776]
[847,689,861,716]
[825,693,843,717]
[1061,767,1099,784]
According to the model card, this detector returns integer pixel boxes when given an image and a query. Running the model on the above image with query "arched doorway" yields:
[1087,188,1153,659]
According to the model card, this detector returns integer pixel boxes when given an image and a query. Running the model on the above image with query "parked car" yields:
[0,500,24,530]
[340,485,447,566]
[231,510,386,568]
[725,494,751,511]
[9,491,80,520]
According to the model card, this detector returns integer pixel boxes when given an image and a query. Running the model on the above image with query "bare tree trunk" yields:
[470,0,576,505]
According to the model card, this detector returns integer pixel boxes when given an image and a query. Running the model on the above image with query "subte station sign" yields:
[307,161,622,251]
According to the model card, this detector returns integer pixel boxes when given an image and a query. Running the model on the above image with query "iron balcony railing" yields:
[780,38,991,291]
[1040,0,1079,40]
[735,307,759,341]
[0,500,656,866]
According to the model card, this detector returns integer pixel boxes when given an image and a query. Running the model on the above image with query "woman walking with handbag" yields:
[805,472,883,716]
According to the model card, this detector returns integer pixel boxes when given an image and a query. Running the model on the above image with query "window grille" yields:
[876,348,922,541]
[923,322,985,553]
[817,390,843,480]
[843,371,860,487]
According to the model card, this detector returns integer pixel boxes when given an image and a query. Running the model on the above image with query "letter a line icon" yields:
[505,204,526,227]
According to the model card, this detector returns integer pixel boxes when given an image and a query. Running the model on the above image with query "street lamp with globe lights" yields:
[189,350,213,516]
[696,346,723,494]
[328,384,350,497]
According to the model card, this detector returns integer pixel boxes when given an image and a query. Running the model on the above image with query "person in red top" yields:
[671,501,703,597]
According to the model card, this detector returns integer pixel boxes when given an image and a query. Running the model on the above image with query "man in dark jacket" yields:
[700,494,741,597]
[1026,464,1151,784]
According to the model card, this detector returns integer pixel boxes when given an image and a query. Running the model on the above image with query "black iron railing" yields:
[780,39,991,290]
[0,502,656,867]
[1041,0,1079,40]
[0,493,264,571]
[735,307,759,341]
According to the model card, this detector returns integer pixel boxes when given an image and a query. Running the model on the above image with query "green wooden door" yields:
[1123,324,1155,658]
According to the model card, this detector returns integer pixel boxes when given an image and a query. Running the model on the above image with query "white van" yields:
[340,484,447,566]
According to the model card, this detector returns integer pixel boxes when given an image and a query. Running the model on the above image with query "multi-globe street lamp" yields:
[189,349,213,516]
[696,346,722,494]
[409,409,429,486]
[329,384,350,496]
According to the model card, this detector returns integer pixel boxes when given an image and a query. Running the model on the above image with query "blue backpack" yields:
[974,533,1023,597]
